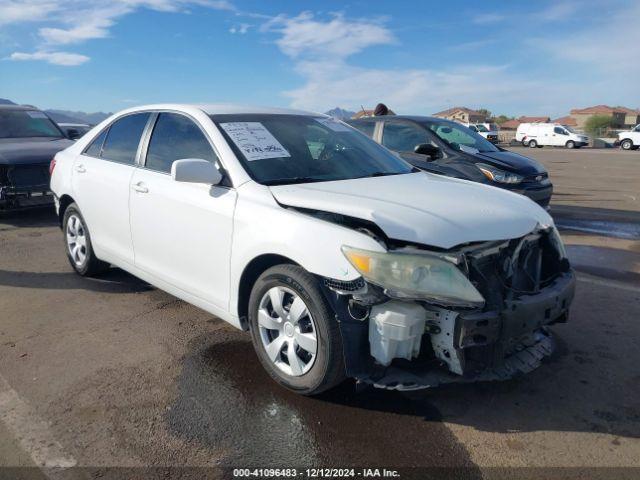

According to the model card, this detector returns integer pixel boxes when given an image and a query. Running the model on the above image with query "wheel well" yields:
[237,254,297,330]
[57,194,75,227]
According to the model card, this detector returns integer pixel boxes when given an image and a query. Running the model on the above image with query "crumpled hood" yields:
[270,172,552,249]
[0,138,73,165]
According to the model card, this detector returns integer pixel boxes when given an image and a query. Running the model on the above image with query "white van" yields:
[463,122,499,144]
[516,123,589,149]
[617,124,640,150]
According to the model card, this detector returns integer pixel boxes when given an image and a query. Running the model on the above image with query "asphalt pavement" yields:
[0,148,639,479]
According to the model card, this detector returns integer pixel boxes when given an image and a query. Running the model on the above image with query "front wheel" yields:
[248,265,345,395]
[63,203,109,276]
[566,140,575,149]
[621,139,633,150]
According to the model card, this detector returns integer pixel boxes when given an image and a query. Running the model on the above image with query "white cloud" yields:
[229,23,250,34]
[535,1,579,21]
[4,0,237,65]
[9,51,90,66]
[535,2,640,76]
[0,0,57,24]
[283,61,537,114]
[262,12,396,59]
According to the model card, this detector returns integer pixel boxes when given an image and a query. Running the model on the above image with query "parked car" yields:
[0,105,73,210]
[465,122,499,144]
[50,104,575,394]
[616,124,640,150]
[516,122,589,149]
[57,123,92,140]
[348,115,553,208]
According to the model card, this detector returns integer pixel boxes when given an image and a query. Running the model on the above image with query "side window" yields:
[84,128,108,157]
[382,122,428,152]
[350,121,375,139]
[101,113,151,164]
[146,113,217,173]
[554,126,566,135]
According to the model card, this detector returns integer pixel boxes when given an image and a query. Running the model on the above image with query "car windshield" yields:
[423,120,499,153]
[0,110,63,139]
[563,125,576,133]
[210,114,415,185]
[474,124,489,132]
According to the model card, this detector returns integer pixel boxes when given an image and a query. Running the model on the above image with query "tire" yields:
[62,203,109,276]
[566,140,575,149]
[621,139,633,150]
[528,139,538,148]
[248,264,345,395]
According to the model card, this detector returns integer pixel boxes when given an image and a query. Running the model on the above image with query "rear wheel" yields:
[248,264,345,395]
[63,203,109,276]
[566,140,576,149]
[528,139,538,148]
[621,139,633,150]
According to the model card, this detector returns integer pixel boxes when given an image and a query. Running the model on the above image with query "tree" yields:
[493,115,512,125]
[477,108,492,119]
[584,114,614,136]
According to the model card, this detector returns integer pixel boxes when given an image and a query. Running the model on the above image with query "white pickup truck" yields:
[617,124,640,150]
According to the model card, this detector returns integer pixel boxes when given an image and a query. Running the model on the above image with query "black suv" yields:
[348,115,553,208]
[0,105,73,210]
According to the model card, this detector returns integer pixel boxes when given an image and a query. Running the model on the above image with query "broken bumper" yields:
[327,270,576,391]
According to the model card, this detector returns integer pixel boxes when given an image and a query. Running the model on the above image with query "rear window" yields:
[100,113,151,164]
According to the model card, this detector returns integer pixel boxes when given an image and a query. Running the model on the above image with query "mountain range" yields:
[324,107,357,120]
[2,98,357,124]
[0,98,111,125]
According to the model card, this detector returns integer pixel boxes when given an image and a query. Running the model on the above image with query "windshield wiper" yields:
[360,170,414,178]
[263,177,325,186]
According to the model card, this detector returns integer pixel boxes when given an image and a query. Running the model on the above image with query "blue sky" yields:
[1,0,638,117]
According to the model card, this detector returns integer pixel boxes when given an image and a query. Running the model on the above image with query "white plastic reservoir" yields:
[369,301,426,366]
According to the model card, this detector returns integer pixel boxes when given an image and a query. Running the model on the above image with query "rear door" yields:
[129,111,236,309]
[71,112,151,264]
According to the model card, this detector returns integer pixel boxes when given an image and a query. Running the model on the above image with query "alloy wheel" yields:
[257,286,318,376]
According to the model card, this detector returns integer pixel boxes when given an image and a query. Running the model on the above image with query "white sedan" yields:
[50,104,575,394]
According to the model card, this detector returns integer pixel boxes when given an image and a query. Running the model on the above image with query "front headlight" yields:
[341,246,484,308]
[476,163,523,184]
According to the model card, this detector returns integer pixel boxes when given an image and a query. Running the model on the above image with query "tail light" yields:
[49,158,56,176]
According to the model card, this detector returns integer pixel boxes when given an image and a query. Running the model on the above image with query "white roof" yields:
[121,103,321,117]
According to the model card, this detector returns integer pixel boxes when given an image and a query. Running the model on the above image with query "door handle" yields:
[132,182,149,193]
[75,164,86,173]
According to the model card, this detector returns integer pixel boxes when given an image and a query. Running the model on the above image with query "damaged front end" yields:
[321,224,575,391]
[0,163,53,210]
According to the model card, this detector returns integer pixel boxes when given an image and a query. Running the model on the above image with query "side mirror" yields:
[414,143,441,159]
[67,129,81,140]
[171,159,223,185]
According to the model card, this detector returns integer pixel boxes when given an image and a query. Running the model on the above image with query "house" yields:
[432,107,487,124]
[552,116,578,127]
[499,116,550,131]
[569,105,626,129]
[615,107,640,128]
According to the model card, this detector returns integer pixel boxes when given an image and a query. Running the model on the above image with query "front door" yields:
[129,112,236,309]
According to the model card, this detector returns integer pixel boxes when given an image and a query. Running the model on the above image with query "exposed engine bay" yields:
[307,207,576,390]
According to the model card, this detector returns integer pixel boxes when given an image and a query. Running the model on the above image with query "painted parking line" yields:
[0,374,76,476]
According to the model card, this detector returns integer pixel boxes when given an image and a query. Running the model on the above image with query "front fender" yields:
[228,182,384,317]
